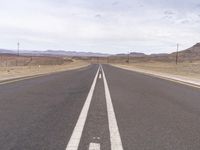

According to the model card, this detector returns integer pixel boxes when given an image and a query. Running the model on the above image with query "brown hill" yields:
[171,43,200,61]
[110,43,200,63]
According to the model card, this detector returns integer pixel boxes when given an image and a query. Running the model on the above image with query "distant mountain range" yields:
[0,49,109,57]
[0,42,200,60]
[0,49,14,54]
[116,52,147,57]
[115,43,200,61]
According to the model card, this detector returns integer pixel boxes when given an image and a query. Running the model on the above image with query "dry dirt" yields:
[0,60,89,81]
[113,61,200,86]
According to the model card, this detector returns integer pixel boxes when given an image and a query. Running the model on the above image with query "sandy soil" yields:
[112,61,200,86]
[0,60,89,81]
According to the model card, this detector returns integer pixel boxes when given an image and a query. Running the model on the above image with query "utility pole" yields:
[190,46,194,63]
[176,43,179,65]
[17,42,20,56]
[127,51,130,64]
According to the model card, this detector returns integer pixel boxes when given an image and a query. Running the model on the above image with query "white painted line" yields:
[113,65,200,89]
[66,66,100,150]
[99,73,102,79]
[0,74,44,85]
[101,65,124,150]
[92,137,100,140]
[89,142,100,150]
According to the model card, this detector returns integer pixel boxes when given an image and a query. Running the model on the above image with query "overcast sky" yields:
[0,0,200,54]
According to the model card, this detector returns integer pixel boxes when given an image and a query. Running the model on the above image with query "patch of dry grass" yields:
[114,61,200,80]
[0,60,89,81]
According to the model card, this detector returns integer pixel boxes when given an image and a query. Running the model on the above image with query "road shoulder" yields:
[111,64,200,89]
[0,61,90,84]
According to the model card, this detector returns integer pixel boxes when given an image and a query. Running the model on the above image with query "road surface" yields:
[0,64,200,150]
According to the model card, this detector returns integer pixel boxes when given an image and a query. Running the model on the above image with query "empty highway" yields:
[0,64,200,150]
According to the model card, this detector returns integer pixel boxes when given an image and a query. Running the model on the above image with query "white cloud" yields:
[0,0,199,54]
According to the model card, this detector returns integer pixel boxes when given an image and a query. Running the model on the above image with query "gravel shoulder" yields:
[112,62,200,87]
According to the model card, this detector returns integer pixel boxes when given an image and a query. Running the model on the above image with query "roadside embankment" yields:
[112,61,200,87]
[0,60,89,81]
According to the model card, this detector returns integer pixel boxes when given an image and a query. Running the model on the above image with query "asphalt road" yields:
[0,64,200,150]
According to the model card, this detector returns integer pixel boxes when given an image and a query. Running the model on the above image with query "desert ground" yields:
[110,58,200,87]
[114,61,200,79]
[108,43,200,83]
[1,54,199,84]
[0,55,89,81]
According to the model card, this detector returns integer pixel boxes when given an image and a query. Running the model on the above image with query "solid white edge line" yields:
[112,65,200,89]
[66,66,100,150]
[89,142,100,150]
[101,65,124,150]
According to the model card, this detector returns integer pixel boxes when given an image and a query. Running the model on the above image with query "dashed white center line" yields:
[66,65,123,150]
[99,73,102,79]
[65,66,100,150]
[93,137,100,140]
[89,142,100,150]
[101,65,124,150]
